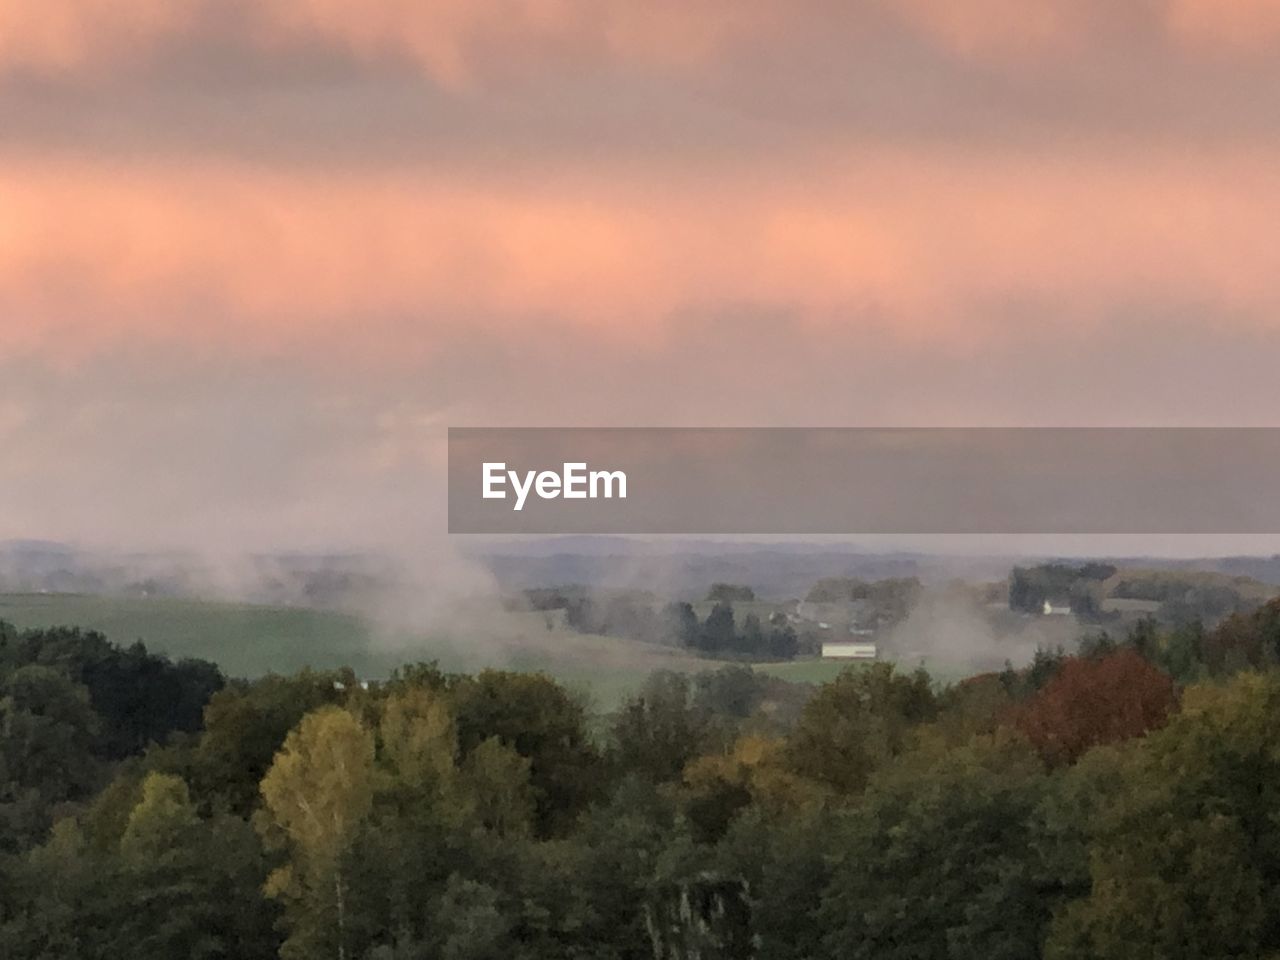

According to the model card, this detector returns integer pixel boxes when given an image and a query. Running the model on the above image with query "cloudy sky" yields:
[2,1,1280,550]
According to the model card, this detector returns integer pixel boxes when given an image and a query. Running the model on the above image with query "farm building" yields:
[821,641,878,660]
[1041,600,1072,616]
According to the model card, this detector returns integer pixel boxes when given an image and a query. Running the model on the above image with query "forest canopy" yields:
[2,599,1280,958]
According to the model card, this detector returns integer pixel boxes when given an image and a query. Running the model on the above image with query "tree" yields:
[193,671,342,815]
[662,602,700,648]
[691,665,766,722]
[1045,672,1280,959]
[258,706,376,960]
[377,687,457,801]
[114,773,279,959]
[934,672,1016,741]
[0,627,222,760]
[450,671,600,837]
[1202,597,1280,675]
[610,671,710,784]
[766,622,798,660]
[719,805,839,960]
[740,614,765,656]
[433,875,512,960]
[1010,649,1177,766]
[563,776,681,958]
[698,603,736,654]
[785,664,937,794]
[118,772,199,862]
[342,689,468,956]
[1159,620,1207,683]
[0,665,100,850]
[0,818,117,958]
[681,736,806,843]
[462,737,534,838]
[1007,564,1104,615]
[0,773,279,960]
[818,734,1055,960]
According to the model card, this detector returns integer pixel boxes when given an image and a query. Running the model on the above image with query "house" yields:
[1042,599,1072,616]
[822,642,878,660]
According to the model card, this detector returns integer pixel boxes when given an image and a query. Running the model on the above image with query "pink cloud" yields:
[0,0,182,73]
[3,148,1279,365]
[4,1,1278,84]
[1166,0,1280,50]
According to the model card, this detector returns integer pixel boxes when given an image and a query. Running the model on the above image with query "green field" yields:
[0,592,980,708]
[754,656,970,686]
[0,593,726,708]
[754,659,863,684]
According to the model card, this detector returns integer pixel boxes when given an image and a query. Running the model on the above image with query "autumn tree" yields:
[1046,672,1280,959]
[114,773,279,959]
[681,735,812,843]
[1010,649,1177,766]
[1202,596,1280,675]
[462,737,534,838]
[258,706,375,960]
[377,686,458,806]
[194,671,344,815]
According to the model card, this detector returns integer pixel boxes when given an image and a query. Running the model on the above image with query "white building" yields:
[1042,600,1072,616]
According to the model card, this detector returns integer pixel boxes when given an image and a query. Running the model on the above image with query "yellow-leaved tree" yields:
[258,705,375,960]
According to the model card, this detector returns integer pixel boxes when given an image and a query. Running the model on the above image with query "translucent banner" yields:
[448,428,1280,534]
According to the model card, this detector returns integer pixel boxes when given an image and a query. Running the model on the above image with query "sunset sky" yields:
[3,1,1280,549]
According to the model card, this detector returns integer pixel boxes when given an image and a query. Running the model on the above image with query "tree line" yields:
[526,588,800,660]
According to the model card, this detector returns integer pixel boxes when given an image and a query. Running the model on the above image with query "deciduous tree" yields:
[258,706,375,960]
[1010,649,1176,766]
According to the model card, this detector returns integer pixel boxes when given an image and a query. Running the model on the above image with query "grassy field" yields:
[0,592,982,708]
[0,593,718,708]
[754,656,972,686]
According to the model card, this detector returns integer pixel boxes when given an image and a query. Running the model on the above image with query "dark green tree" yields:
[819,734,1055,960]
[785,663,937,794]
[450,671,601,837]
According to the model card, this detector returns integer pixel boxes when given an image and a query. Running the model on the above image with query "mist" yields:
[882,584,1077,676]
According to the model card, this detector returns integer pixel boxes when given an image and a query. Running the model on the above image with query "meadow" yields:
[0,592,810,708]
[0,592,996,706]
[4,593,1029,722]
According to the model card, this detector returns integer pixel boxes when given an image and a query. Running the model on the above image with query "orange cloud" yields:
[5,0,1279,84]
[1166,0,1280,50]
[258,0,780,87]
[886,0,1088,59]
[0,0,181,73]
[3,149,1279,364]
[886,0,1280,59]
[0,0,780,83]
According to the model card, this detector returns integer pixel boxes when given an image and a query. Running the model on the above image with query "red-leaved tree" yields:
[1010,649,1177,766]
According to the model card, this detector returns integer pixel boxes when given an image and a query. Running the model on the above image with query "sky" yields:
[2,0,1280,552]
